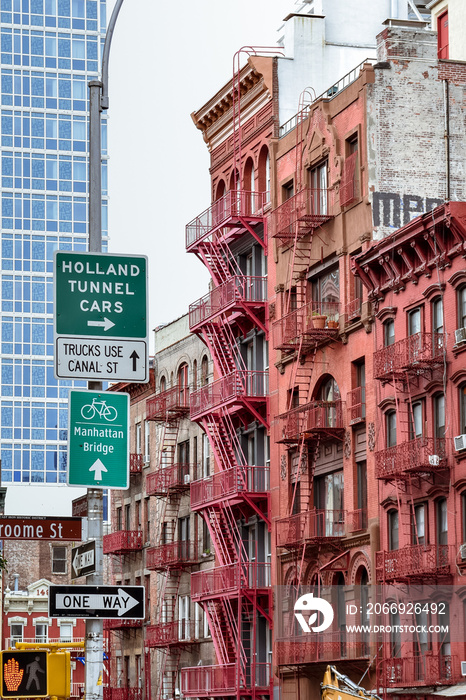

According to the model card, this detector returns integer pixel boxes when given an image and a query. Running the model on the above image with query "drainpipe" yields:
[443,79,451,200]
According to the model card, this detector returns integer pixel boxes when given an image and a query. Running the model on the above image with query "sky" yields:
[105,0,294,344]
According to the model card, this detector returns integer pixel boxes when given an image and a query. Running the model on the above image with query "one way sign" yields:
[48,585,145,619]
[71,541,96,580]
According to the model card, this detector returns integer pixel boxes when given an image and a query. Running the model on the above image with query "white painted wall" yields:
[5,484,86,516]
[277,0,419,127]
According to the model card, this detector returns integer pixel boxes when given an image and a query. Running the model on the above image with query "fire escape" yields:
[144,386,195,700]
[181,186,271,699]
[103,458,144,700]
[351,204,466,694]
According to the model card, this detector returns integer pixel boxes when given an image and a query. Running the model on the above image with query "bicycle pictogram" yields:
[81,398,118,422]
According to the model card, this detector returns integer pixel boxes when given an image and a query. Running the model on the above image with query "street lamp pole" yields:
[85,3,125,700]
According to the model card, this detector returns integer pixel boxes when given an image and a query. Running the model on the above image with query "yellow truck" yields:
[322,666,382,700]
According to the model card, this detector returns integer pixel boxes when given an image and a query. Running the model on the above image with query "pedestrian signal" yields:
[1,650,48,698]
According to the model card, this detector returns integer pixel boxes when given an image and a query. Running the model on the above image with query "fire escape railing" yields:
[382,654,458,687]
[347,386,365,424]
[190,370,268,419]
[272,301,340,350]
[103,530,143,555]
[191,562,271,600]
[129,453,144,474]
[145,620,193,647]
[181,663,271,697]
[146,540,197,570]
[375,437,447,480]
[376,544,452,582]
[190,466,269,509]
[276,509,346,549]
[276,630,368,666]
[146,385,190,421]
[270,188,333,243]
[373,332,444,380]
[145,463,194,496]
[189,276,267,330]
[186,190,268,250]
[277,400,345,443]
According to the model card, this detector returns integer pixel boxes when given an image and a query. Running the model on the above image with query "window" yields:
[125,504,131,530]
[35,623,48,643]
[144,421,150,458]
[52,546,67,573]
[390,611,401,657]
[202,433,210,478]
[144,498,150,543]
[460,385,466,435]
[59,623,72,642]
[437,498,448,546]
[178,596,190,641]
[412,504,426,545]
[201,356,209,386]
[309,161,328,215]
[384,319,395,346]
[432,298,444,335]
[408,307,421,336]
[159,375,166,392]
[434,394,445,439]
[458,287,466,330]
[10,623,24,645]
[357,461,367,528]
[283,181,294,202]
[386,410,397,448]
[135,423,142,454]
[314,471,344,515]
[340,136,358,206]
[311,266,339,308]
[178,363,189,405]
[388,510,399,550]
[410,401,423,440]
[116,507,122,531]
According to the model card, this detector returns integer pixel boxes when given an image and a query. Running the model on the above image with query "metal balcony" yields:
[373,332,444,380]
[189,276,267,331]
[145,463,193,497]
[145,620,193,647]
[278,400,345,444]
[146,385,190,421]
[276,632,368,666]
[376,544,451,583]
[272,301,340,351]
[270,188,334,244]
[347,387,365,425]
[276,510,346,549]
[375,437,447,480]
[103,619,142,631]
[129,453,143,475]
[103,530,142,555]
[186,190,267,252]
[383,655,457,688]
[181,663,271,697]
[190,370,268,420]
[190,466,269,510]
[103,689,142,700]
[145,541,197,570]
[191,562,271,601]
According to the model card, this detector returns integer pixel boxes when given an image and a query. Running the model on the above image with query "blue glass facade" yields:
[0,0,107,484]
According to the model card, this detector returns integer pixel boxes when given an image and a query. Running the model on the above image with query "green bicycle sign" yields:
[68,390,129,489]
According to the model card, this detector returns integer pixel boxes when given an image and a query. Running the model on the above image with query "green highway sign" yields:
[68,390,129,489]
[54,251,148,382]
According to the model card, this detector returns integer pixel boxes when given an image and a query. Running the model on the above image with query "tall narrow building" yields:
[0,0,107,511]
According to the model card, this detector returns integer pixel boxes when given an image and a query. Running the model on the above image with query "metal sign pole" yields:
[85,3,125,700]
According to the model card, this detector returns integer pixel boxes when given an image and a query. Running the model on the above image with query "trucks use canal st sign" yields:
[54,251,148,382]
[68,389,129,490]
[49,585,145,619]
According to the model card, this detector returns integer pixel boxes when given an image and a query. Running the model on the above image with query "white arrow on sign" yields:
[87,317,115,332]
[56,589,139,617]
[72,547,95,577]
[89,458,108,481]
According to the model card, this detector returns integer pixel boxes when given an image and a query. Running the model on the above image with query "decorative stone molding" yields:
[344,430,351,459]
[280,455,287,481]
[367,422,375,451]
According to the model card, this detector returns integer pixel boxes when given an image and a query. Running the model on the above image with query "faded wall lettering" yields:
[372,192,444,229]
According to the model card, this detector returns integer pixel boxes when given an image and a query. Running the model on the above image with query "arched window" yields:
[192,360,197,390]
[243,158,255,213]
[201,355,209,386]
[384,319,395,346]
[316,375,340,401]
[388,509,399,550]
[386,410,397,447]
[159,375,166,392]
[258,146,270,202]
[178,363,189,405]
[458,286,466,330]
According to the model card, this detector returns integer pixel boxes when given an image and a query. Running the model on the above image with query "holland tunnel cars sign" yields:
[54,251,148,382]
[49,585,145,619]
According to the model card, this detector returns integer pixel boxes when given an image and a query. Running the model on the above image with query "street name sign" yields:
[48,585,145,619]
[71,540,96,580]
[68,389,129,489]
[0,516,81,541]
[54,251,148,382]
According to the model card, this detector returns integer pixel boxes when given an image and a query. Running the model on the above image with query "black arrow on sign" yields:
[130,350,139,371]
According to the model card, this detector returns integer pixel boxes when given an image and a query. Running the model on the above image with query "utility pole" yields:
[85,3,125,700]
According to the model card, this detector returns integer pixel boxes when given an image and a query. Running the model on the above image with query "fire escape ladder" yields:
[197,235,243,288]
[155,490,183,557]
[296,88,315,193]
[392,371,417,547]
[201,415,237,472]
[199,319,245,378]
[284,237,312,319]
[203,598,238,666]
[155,647,182,700]
[155,418,181,472]
[204,505,238,566]
[220,406,248,469]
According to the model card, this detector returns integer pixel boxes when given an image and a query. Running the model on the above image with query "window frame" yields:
[52,545,67,574]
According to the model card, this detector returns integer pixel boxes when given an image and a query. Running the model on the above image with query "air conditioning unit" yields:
[460,544,466,561]
[143,455,150,465]
[429,454,440,466]
[461,661,466,677]
[455,327,466,345]
[454,434,466,452]
[184,474,191,484]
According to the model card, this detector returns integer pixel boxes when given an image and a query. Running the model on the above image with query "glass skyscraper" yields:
[0,0,107,488]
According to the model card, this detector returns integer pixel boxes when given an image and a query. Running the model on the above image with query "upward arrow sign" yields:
[89,458,108,481]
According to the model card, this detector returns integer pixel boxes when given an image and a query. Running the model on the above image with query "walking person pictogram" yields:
[25,656,45,691]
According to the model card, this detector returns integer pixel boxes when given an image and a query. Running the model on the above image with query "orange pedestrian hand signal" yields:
[3,658,23,691]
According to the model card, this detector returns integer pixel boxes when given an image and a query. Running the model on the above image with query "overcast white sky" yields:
[105,0,293,344]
